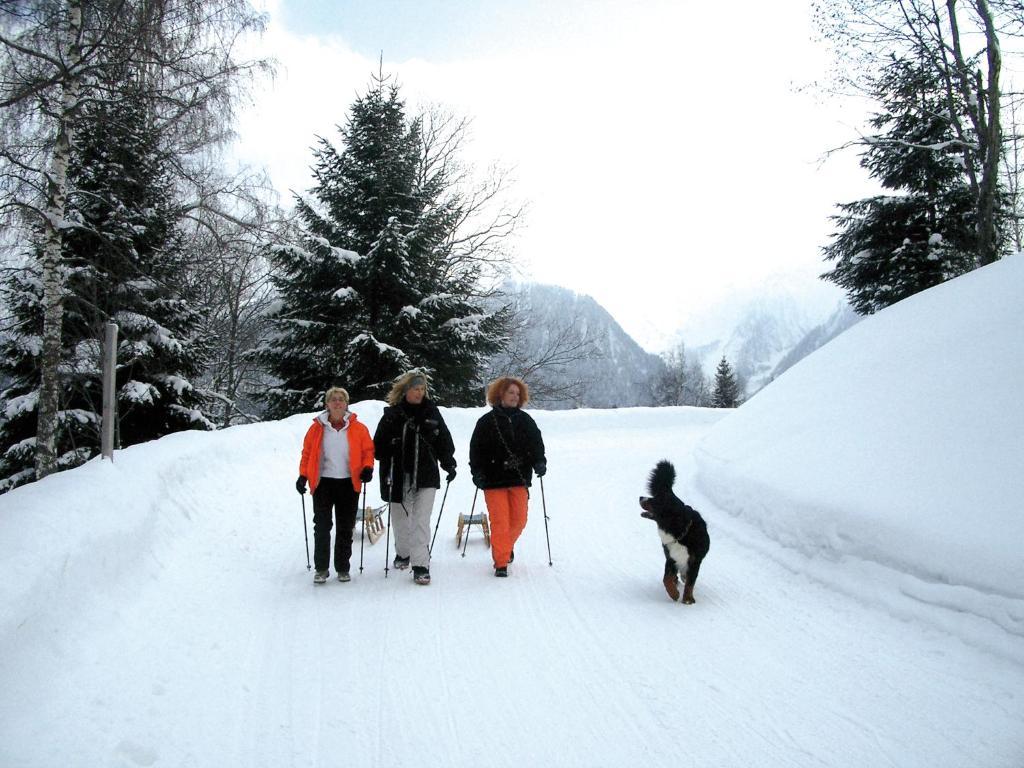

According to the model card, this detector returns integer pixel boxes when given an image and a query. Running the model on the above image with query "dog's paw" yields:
[662,574,680,602]
[681,595,695,605]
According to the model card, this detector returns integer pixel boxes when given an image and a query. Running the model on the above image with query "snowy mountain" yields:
[1,254,1022,766]
[673,275,851,396]
[766,301,861,384]
[487,282,664,408]
[490,278,860,406]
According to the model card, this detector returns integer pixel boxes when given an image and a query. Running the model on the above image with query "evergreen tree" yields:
[0,90,212,493]
[822,54,989,314]
[712,356,739,409]
[259,78,506,415]
[0,0,268,480]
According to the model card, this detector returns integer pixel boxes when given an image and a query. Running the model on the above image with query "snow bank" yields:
[695,255,1024,638]
[0,415,304,636]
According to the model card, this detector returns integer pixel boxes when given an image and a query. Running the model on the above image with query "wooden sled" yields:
[362,504,387,545]
[455,512,490,547]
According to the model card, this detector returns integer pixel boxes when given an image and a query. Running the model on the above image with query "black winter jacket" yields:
[373,399,456,503]
[469,405,546,489]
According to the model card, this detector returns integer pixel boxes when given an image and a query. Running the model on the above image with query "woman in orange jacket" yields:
[296,386,375,584]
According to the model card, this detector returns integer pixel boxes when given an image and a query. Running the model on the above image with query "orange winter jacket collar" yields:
[299,411,375,494]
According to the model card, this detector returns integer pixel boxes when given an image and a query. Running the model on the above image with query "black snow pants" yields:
[312,477,359,574]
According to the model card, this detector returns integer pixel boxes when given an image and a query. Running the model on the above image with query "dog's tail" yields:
[647,460,676,496]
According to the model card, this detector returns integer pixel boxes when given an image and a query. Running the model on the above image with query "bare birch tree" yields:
[486,304,602,406]
[184,179,286,426]
[0,0,268,478]
[417,105,524,292]
[813,0,1024,266]
[655,341,712,407]
[1000,92,1024,251]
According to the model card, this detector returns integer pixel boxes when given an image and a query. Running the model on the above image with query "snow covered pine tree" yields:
[712,356,739,409]
[259,75,507,416]
[0,92,212,493]
[821,55,984,314]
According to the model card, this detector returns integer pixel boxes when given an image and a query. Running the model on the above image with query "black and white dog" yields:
[639,460,710,604]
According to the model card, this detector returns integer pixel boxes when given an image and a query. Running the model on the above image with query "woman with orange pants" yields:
[469,376,546,577]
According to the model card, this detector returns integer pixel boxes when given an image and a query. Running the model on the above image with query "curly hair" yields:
[386,369,432,406]
[486,376,529,407]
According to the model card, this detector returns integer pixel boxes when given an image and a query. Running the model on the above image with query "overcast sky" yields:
[235,1,877,351]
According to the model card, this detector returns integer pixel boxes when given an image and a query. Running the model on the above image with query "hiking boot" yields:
[412,566,431,585]
[337,572,351,582]
[393,555,410,570]
[313,570,329,584]
[495,566,508,577]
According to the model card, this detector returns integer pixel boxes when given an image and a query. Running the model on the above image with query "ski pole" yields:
[384,459,395,578]
[383,499,393,578]
[428,477,451,559]
[358,483,367,574]
[300,493,311,571]
[461,487,479,558]
[540,476,553,566]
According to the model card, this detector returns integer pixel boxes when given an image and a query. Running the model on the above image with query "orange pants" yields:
[484,486,529,568]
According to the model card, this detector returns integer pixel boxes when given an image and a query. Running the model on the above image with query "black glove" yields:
[295,476,307,494]
[360,466,373,483]
[472,474,484,488]
[446,468,457,483]
[533,461,547,477]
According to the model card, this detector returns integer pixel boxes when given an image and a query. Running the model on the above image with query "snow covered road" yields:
[2,404,1021,767]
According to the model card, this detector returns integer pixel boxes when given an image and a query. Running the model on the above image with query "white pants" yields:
[390,485,437,569]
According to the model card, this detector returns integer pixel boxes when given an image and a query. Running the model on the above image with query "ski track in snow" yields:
[1,406,1022,767]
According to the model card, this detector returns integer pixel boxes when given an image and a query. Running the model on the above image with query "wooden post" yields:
[101,322,118,460]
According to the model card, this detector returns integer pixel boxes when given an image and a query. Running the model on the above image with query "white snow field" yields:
[1,255,1022,767]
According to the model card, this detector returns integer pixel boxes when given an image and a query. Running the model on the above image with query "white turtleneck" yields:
[317,411,352,479]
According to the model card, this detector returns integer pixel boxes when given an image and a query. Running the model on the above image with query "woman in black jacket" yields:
[469,376,546,577]
[373,369,456,585]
